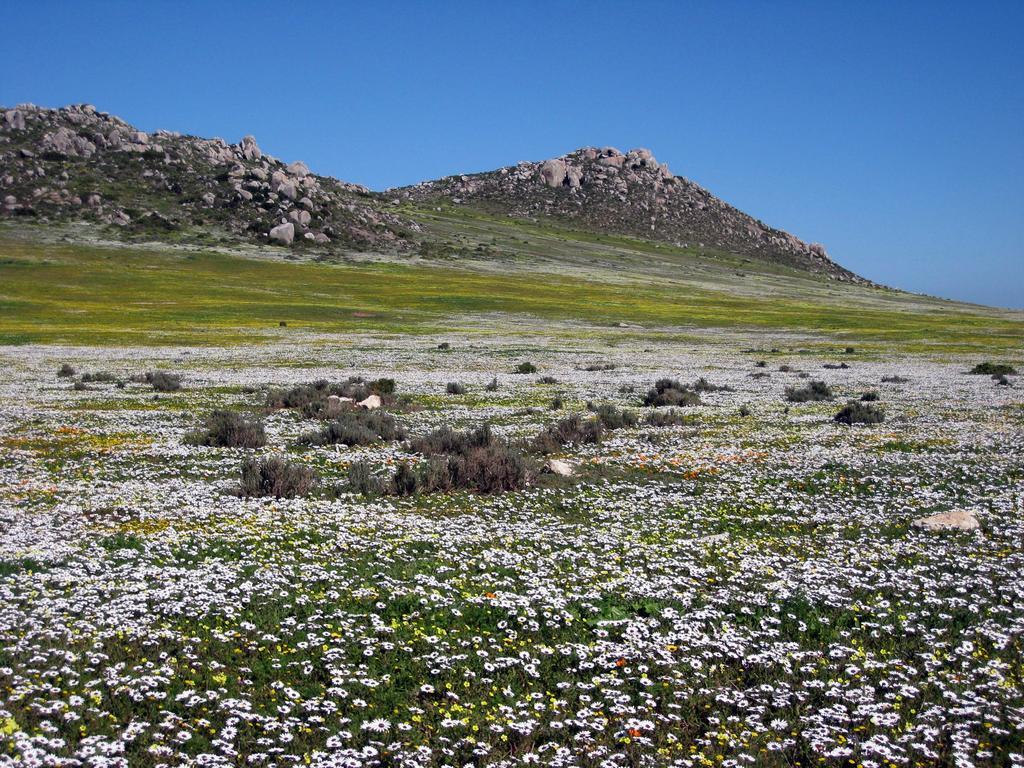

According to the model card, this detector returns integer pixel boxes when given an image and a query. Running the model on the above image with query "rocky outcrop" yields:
[0,102,413,250]
[395,145,863,281]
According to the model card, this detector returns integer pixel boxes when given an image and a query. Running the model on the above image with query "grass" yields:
[0,239,1022,352]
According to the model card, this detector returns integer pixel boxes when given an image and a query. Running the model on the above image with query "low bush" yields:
[401,424,530,495]
[583,362,615,371]
[485,377,499,391]
[347,460,386,496]
[237,456,317,498]
[738,404,752,417]
[532,414,603,454]
[549,395,564,410]
[73,380,89,391]
[446,382,467,395]
[186,410,267,448]
[823,362,850,370]
[145,371,182,392]
[80,371,118,383]
[779,365,795,373]
[57,364,76,378]
[643,378,702,408]
[969,362,1017,376]
[995,374,1011,386]
[538,375,559,385]
[882,375,909,384]
[834,400,885,425]
[267,377,395,416]
[646,409,690,427]
[437,342,451,350]
[860,391,880,402]
[692,377,734,393]
[298,410,406,446]
[785,380,833,402]
[514,362,538,374]
[755,360,767,368]
[750,372,770,379]
[594,404,637,429]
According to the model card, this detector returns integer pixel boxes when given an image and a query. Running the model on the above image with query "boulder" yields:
[357,394,382,410]
[278,181,298,201]
[40,127,96,158]
[286,161,310,178]
[313,232,330,244]
[543,459,574,477]
[565,166,584,188]
[3,109,26,131]
[539,159,567,188]
[239,135,261,161]
[201,192,215,206]
[912,510,980,532]
[269,221,295,245]
[288,209,311,226]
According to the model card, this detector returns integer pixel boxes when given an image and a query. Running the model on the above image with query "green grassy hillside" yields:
[1,231,1021,354]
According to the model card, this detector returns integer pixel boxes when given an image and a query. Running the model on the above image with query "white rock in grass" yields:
[357,394,382,410]
[544,459,574,477]
[912,510,980,532]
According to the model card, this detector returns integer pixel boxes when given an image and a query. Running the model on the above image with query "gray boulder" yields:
[539,159,567,188]
[269,221,295,245]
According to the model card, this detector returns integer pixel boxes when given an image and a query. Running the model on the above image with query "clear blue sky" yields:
[2,1,1022,308]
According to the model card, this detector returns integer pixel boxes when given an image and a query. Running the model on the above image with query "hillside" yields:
[0,103,412,250]
[2,103,861,283]
[394,146,862,282]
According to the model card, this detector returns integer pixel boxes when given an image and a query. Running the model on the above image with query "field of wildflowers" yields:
[1,337,1022,767]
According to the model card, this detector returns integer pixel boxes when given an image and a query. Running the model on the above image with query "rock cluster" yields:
[0,103,411,250]
[396,145,862,281]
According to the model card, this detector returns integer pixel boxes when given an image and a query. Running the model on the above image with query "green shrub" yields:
[298,410,406,446]
[399,424,530,495]
[186,410,266,448]
[882,375,909,384]
[549,395,564,410]
[692,377,733,393]
[80,371,118,383]
[738,404,752,417]
[266,377,395,416]
[446,381,467,395]
[583,362,615,371]
[834,400,885,425]
[594,404,637,429]
[823,363,850,370]
[485,377,499,392]
[237,456,317,498]
[437,342,451,350]
[514,362,538,374]
[57,363,76,378]
[995,374,1011,386]
[643,378,701,408]
[145,371,182,392]
[785,381,833,402]
[532,414,603,454]
[969,362,1017,376]
[538,375,558,384]
[860,391,880,402]
[347,460,385,496]
[645,409,691,427]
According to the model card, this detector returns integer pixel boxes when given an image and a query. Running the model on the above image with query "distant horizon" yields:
[2,1,1021,309]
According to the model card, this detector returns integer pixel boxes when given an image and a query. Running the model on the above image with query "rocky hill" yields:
[0,103,862,282]
[395,146,861,281]
[0,103,413,250]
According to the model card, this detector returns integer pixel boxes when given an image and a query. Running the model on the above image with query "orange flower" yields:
[615,658,626,667]
[628,728,643,737]
[484,592,497,599]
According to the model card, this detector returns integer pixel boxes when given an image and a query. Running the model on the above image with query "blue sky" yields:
[3,1,1022,308]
